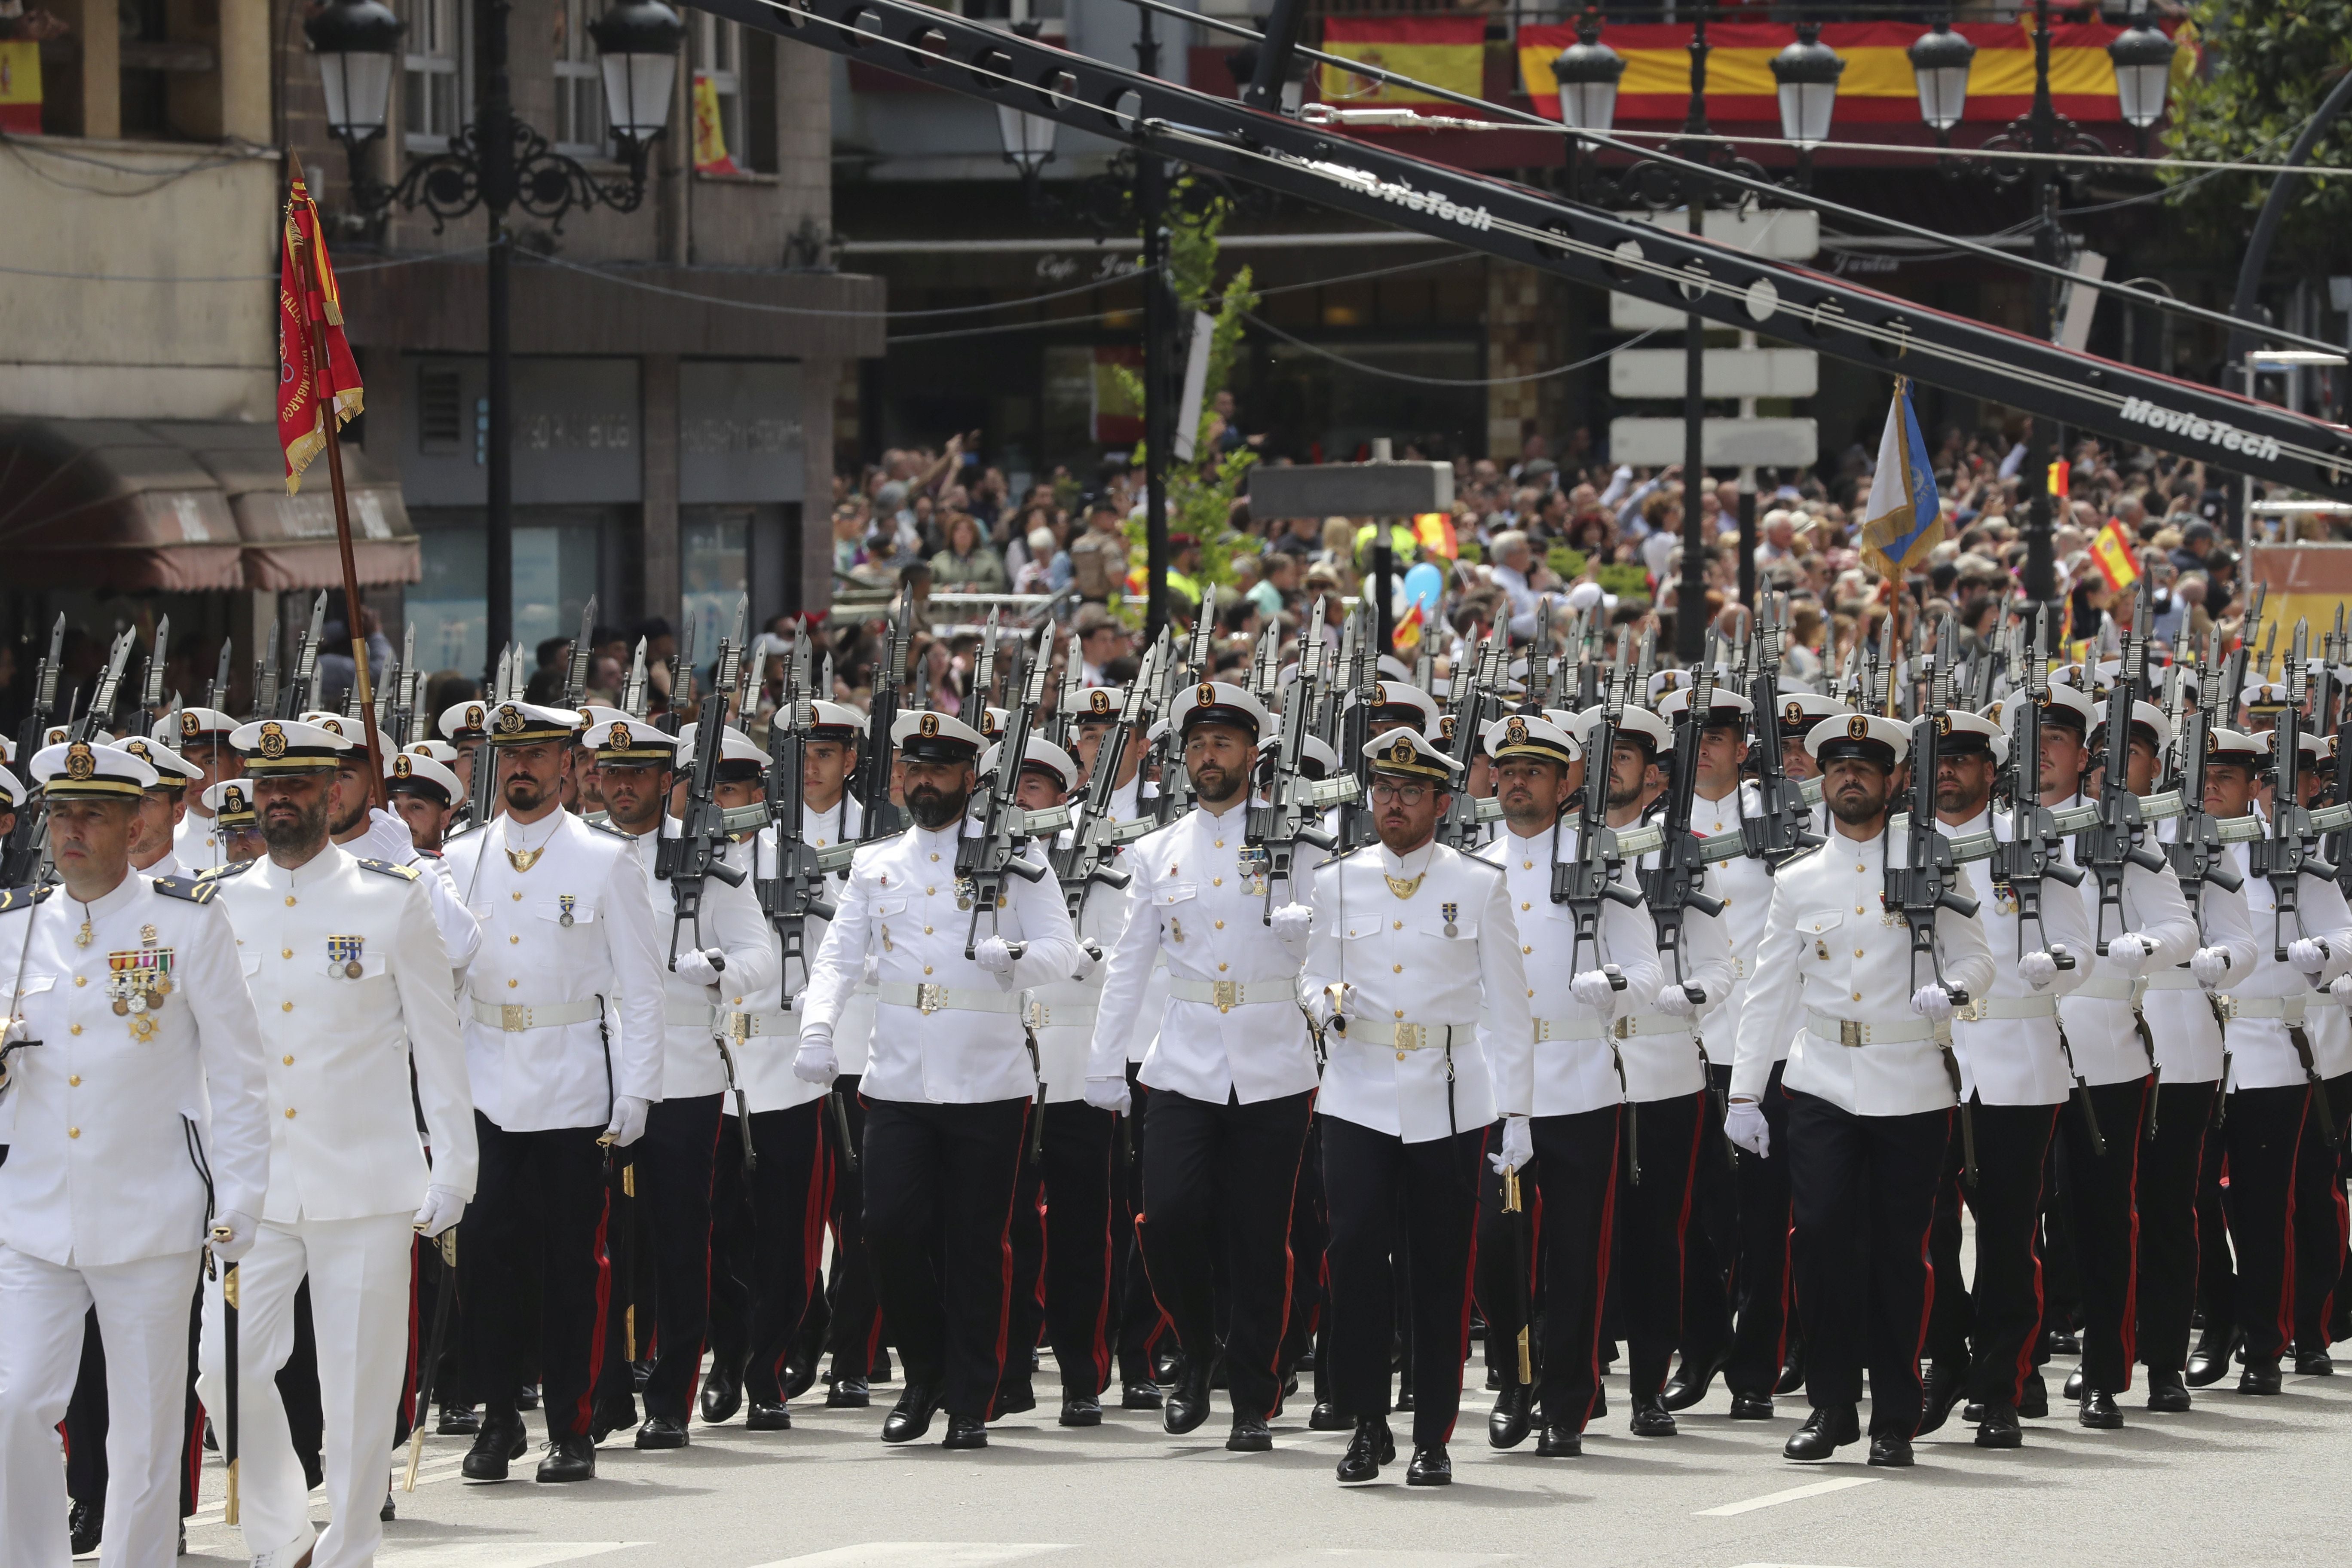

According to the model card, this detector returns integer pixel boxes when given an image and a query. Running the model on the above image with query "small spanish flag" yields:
[1393,600,1425,653]
[2088,518,2143,592]
[2047,459,2071,500]
[1412,511,1459,561]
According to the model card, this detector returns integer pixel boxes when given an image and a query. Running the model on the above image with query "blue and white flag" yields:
[1857,378,1943,580]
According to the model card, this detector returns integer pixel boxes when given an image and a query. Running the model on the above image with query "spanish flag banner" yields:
[1519,19,2168,125]
[1393,599,1426,653]
[278,170,364,494]
[2047,459,2071,499]
[692,71,741,174]
[1321,17,1485,109]
[0,40,41,134]
[2088,518,2143,593]
[1856,378,1943,581]
[1413,511,1459,561]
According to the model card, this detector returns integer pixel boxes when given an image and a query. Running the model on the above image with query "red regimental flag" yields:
[279,170,364,493]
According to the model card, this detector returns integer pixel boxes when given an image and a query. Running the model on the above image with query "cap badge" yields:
[1506,717,1528,744]
[610,723,632,749]
[1988,701,2005,725]
[1847,716,1870,741]
[465,704,485,729]
[1372,683,1388,704]
[259,722,288,760]
[392,754,413,779]
[181,710,200,737]
[495,706,525,734]
[1784,700,1805,726]
[1089,689,1112,715]
[919,713,940,738]
[1197,682,1217,706]
[321,718,343,736]
[65,743,96,781]
[224,785,246,810]
[1660,672,1679,692]
[1388,737,1415,764]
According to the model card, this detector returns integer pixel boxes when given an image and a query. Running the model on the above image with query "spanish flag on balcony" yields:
[278,167,363,494]
[0,40,41,134]
[1320,17,1485,109]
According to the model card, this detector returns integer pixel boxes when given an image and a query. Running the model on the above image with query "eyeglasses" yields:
[1369,781,1432,806]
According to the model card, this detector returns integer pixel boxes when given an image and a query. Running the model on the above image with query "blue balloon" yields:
[1402,561,1445,612]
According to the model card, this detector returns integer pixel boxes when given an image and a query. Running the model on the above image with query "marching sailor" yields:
[118,738,202,879]
[165,707,243,873]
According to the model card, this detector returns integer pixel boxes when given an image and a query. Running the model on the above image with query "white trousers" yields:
[196,1214,415,1568]
[0,1246,202,1568]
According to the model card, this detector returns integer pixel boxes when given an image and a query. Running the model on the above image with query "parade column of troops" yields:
[6,568,2352,1560]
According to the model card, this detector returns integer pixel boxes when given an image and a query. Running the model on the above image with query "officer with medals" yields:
[1302,727,1532,1486]
[441,700,668,1482]
[118,738,202,879]
[0,739,271,1568]
[305,718,484,981]
[1085,681,1319,1451]
[793,707,1081,1450]
[166,707,243,873]
[193,717,475,1568]
[1728,711,1994,1467]
[1472,711,1660,1455]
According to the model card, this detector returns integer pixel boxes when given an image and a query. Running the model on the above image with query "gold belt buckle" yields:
[1026,1001,1049,1029]
[1956,998,1987,1024]
[1838,1019,1864,1047]
[1212,980,1240,1013]
[1393,1022,1425,1051]
[501,1003,529,1031]
[2215,994,2238,1020]
[916,983,946,1014]
[728,1013,755,1041]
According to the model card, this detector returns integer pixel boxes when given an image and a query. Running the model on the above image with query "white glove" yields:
[1,1016,25,1048]
[1725,1101,1770,1157]
[2192,946,2234,987]
[1071,940,1103,985]
[2106,933,2157,976]
[1487,1115,1534,1175]
[1269,902,1314,946]
[412,1184,465,1238]
[1571,968,1623,1014]
[1305,983,1350,1031]
[975,935,1017,978]
[1654,982,1700,1018]
[1911,983,1957,1020]
[2332,974,2352,1007]
[673,947,723,987]
[2019,949,2060,991]
[2289,936,2334,976]
[361,806,416,864]
[209,1210,260,1264]
[861,952,881,986]
[794,1030,839,1087]
[1083,1075,1132,1115]
[603,1094,650,1148]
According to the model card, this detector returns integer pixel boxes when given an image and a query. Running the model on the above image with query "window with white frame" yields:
[400,0,466,152]
[552,0,605,158]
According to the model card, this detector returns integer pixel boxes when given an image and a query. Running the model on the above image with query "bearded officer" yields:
[166,707,243,873]
[0,740,270,1568]
[441,700,667,1482]
[1728,712,1994,1467]
[193,718,474,1568]
[1303,728,1531,1486]
[793,707,1081,1450]
[1085,681,1319,1452]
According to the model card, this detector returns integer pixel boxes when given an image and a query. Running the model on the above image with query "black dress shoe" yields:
[2294,1347,2336,1376]
[746,1401,793,1431]
[1395,1382,1417,1413]
[827,1377,870,1409]
[701,1364,744,1424]
[1661,1348,1731,1412]
[1782,1403,1859,1461]
[882,1384,941,1443]
[438,1403,481,1436]
[381,1491,396,1522]
[1866,1433,1913,1468]
[2062,1366,2086,1401]
[462,1415,529,1481]
[2186,1332,2239,1387]
[2018,1372,2049,1419]
[1534,1424,1583,1457]
[2238,1359,2284,1395]
[1406,1443,1452,1485]
[1975,1403,2022,1449]
[535,1435,597,1483]
[1120,1381,1162,1410]
[69,1501,101,1556]
[1337,1418,1394,1483]
[634,1415,689,1450]
[1629,1390,1678,1438]
[2146,1368,2192,1412]
[1488,1382,1534,1449]
[2079,1387,2123,1429]
[1308,1400,1351,1432]
[942,1414,989,1450]
[1775,1344,1806,1396]
[1226,1412,1273,1452]
[1916,1363,1967,1436]
[871,1350,894,1383]
[1060,1394,1102,1427]
[1163,1360,1213,1436]
[991,1380,1037,1420]
[781,1359,820,1402]
[1728,1393,1774,1421]
[2045,1328,2082,1357]
[1485,1366,1506,1392]
[1591,1384,1608,1418]
[516,1383,541,1411]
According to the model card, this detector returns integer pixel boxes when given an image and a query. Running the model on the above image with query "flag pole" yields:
[285,148,388,812]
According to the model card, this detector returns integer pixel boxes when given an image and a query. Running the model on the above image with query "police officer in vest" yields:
[794,707,1081,1449]
[194,717,475,1568]
[0,739,271,1568]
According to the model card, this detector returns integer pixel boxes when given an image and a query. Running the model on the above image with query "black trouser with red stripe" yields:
[2044,1076,2148,1394]
[862,1096,1031,1421]
[2135,1080,2217,1375]
[2219,1083,2308,1367]
[1726,1063,1796,1400]
[1672,1065,1738,1380]
[1925,1099,2059,1408]
[1320,1115,1486,1450]
[1004,1102,1119,1402]
[1113,1068,1171,1388]
[2291,1071,2352,1354]
[1787,1091,1948,1438]
[822,1074,888,1384]
[1510,1105,1617,1433]
[709,1099,830,1406]
[637,1093,726,1423]
[1620,1089,1706,1402]
[462,1115,613,1441]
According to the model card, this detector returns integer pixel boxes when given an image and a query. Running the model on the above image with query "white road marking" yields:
[747,1547,1070,1568]
[1234,1554,1516,1568]
[379,1544,648,1568]
[1697,1477,1880,1516]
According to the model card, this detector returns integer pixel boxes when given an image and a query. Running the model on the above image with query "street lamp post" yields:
[1550,19,1624,204]
[1769,23,1844,191]
[306,0,683,666]
[1136,3,1173,644]
[1675,12,1712,665]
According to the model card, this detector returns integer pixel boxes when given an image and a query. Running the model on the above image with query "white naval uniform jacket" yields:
[1689,784,1775,1063]
[1474,824,1663,1118]
[2051,793,2201,1088]
[2144,818,2259,1086]
[205,845,478,1222]
[1624,833,1736,1103]
[739,796,870,1115]
[1731,826,1996,1117]
[0,873,271,1267]
[336,827,483,981]
[617,819,780,1101]
[2217,836,2352,1090]
[1027,814,1133,1104]
[1302,839,1532,1142]
[443,809,667,1131]
[175,806,229,874]
[1088,798,1318,1104]
[800,819,1081,1105]
[1936,808,2096,1106]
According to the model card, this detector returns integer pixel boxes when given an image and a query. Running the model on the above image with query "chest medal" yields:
[328,934,366,978]
[106,947,174,1039]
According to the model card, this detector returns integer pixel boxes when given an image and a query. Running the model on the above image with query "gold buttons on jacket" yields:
[1523,945,1532,955]
[1852,991,1862,1001]
[924,925,934,934]
[1215,920,1225,930]
[1521,902,1531,912]
[69,1024,82,1036]
[286,896,298,906]
[282,948,293,959]
[1219,962,1229,972]
[69,1127,80,1139]
[285,1108,297,1119]
[508,979,518,989]
[282,1055,294,1066]
[73,976,86,987]
[1522,861,1533,870]
[1214,839,1225,848]
[927,886,936,895]
[1213,877,1223,887]
[929,853,939,862]
[1393,920,1403,930]
[68,1075,80,1087]
[924,965,934,975]
[282,1001,294,1012]
[510,935,520,944]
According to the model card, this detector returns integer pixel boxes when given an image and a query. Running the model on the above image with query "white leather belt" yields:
[1533,1014,1611,1043]
[1026,999,1098,1030]
[2218,994,2307,1023]
[1955,994,2058,1022]
[2075,973,2148,1002]
[877,981,1022,1016]
[1169,977,1292,1013]
[1807,1009,1934,1047]
[665,1001,716,1029]
[2144,969,2202,992]
[724,1009,796,1039]
[472,998,604,1031]
[1613,1013,1694,1041]
[1344,1019,1472,1051]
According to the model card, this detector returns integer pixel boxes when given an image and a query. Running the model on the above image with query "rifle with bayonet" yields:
[2164,626,2246,917]
[284,593,327,719]
[563,597,598,709]
[1336,603,1380,850]
[0,616,68,885]
[854,597,913,842]
[389,624,420,748]
[621,638,649,721]
[138,614,170,730]
[756,629,837,983]
[1048,628,1083,752]
[2078,568,2170,955]
[958,627,1057,961]
[1640,653,1727,999]
[1057,640,1156,926]
[2250,619,2336,959]
[1990,607,2087,956]
[1435,633,1504,852]
[1550,630,1641,1174]
[1247,606,1339,921]
[254,629,280,724]
[2320,609,2352,901]
[207,637,232,714]
[658,596,753,968]
[1741,593,1827,870]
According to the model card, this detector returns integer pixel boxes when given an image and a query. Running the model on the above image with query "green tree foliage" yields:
[2163,5,2352,269]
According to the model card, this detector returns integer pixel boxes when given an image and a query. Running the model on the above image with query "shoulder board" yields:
[0,883,56,915]
[357,858,421,881]
[441,820,485,845]
[196,860,259,881]
[852,830,908,856]
[1312,843,1375,870]
[151,874,218,905]
[1446,849,1505,877]
[582,818,634,842]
